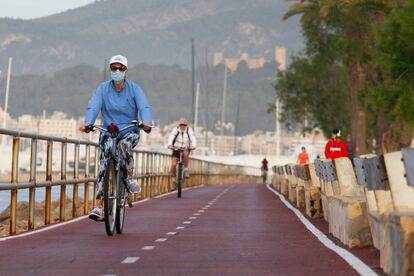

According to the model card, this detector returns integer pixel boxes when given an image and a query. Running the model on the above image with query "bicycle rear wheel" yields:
[116,170,126,234]
[177,163,183,198]
[103,158,117,236]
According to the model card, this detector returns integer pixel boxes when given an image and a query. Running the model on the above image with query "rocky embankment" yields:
[0,198,91,236]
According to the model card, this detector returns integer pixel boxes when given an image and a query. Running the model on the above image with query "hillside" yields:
[0,0,302,75]
[0,62,277,135]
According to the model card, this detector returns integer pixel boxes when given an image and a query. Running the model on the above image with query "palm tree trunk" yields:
[349,61,367,154]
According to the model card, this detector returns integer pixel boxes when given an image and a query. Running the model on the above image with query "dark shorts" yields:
[172,149,191,159]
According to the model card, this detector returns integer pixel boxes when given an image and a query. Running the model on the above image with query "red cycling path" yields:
[0,184,379,276]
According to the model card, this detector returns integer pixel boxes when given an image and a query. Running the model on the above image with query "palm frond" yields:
[283,2,307,20]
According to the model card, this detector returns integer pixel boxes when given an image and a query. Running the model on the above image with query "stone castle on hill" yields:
[213,46,286,71]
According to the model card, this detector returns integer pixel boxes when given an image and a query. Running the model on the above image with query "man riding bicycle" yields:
[167,118,197,189]
[79,54,152,221]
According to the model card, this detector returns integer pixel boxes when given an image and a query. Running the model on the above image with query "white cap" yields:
[178,118,188,125]
[109,55,128,68]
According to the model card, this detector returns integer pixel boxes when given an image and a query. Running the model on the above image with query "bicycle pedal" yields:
[127,197,133,208]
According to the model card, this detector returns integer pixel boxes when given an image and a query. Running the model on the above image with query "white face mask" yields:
[111,70,125,83]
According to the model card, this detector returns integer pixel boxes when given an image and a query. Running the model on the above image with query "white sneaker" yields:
[89,205,104,221]
[184,168,190,178]
[127,178,141,194]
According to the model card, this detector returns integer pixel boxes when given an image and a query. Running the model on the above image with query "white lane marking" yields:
[142,246,155,250]
[154,185,205,199]
[155,238,168,242]
[121,257,140,264]
[266,184,378,276]
[166,232,177,235]
[189,217,197,220]
[194,213,201,216]
[183,221,192,224]
[102,274,117,276]
[176,226,185,229]
[198,210,205,213]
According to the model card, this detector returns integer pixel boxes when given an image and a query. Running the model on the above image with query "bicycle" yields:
[84,120,142,236]
[172,146,187,198]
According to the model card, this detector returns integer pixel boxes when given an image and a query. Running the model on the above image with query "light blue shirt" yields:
[85,79,152,135]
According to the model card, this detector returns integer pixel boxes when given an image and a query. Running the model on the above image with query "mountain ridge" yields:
[0,0,302,75]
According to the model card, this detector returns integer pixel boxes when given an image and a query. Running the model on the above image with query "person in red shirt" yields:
[324,129,348,159]
[297,146,310,164]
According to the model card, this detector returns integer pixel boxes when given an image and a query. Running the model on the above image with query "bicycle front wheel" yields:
[116,170,126,234]
[103,158,117,236]
[177,163,183,198]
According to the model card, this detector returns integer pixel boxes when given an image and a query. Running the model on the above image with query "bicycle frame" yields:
[173,147,186,198]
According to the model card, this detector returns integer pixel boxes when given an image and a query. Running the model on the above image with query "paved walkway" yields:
[0,184,376,275]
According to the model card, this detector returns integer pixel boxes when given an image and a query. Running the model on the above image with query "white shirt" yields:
[167,127,197,148]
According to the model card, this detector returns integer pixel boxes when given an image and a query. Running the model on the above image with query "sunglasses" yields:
[179,124,187,126]
[110,65,127,72]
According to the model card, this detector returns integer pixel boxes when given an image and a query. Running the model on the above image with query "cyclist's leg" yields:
[89,133,111,220]
[171,157,178,177]
[183,149,190,178]
[118,132,140,173]
[183,149,190,168]
[97,133,112,200]
[118,132,140,192]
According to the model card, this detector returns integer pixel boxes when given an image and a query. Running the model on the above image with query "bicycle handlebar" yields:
[84,121,154,134]
[172,146,187,151]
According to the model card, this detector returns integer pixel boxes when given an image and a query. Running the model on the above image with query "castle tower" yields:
[275,47,287,71]
[213,52,224,66]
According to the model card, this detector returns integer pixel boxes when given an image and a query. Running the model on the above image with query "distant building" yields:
[213,46,287,71]
[38,112,77,138]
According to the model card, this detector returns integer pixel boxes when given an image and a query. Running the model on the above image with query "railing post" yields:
[141,152,147,198]
[133,152,139,201]
[84,144,90,215]
[149,153,154,197]
[93,146,99,206]
[146,153,150,198]
[60,142,67,222]
[72,143,79,218]
[28,138,37,230]
[9,136,19,235]
[45,140,53,225]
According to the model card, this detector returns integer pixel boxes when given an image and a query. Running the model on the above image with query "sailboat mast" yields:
[3,57,12,129]
[191,39,195,125]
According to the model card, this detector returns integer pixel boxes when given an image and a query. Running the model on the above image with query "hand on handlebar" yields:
[79,123,94,133]
[140,123,152,133]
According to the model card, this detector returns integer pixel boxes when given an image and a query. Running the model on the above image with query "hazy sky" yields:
[0,0,95,19]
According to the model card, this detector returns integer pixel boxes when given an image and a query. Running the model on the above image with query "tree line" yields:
[273,0,414,154]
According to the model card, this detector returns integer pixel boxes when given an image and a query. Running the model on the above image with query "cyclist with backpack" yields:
[167,118,197,188]
[79,54,152,221]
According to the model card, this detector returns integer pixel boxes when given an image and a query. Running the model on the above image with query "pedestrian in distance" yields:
[345,134,359,163]
[297,146,309,164]
[324,129,348,160]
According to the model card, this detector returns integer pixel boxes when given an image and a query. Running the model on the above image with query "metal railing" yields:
[0,128,261,236]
